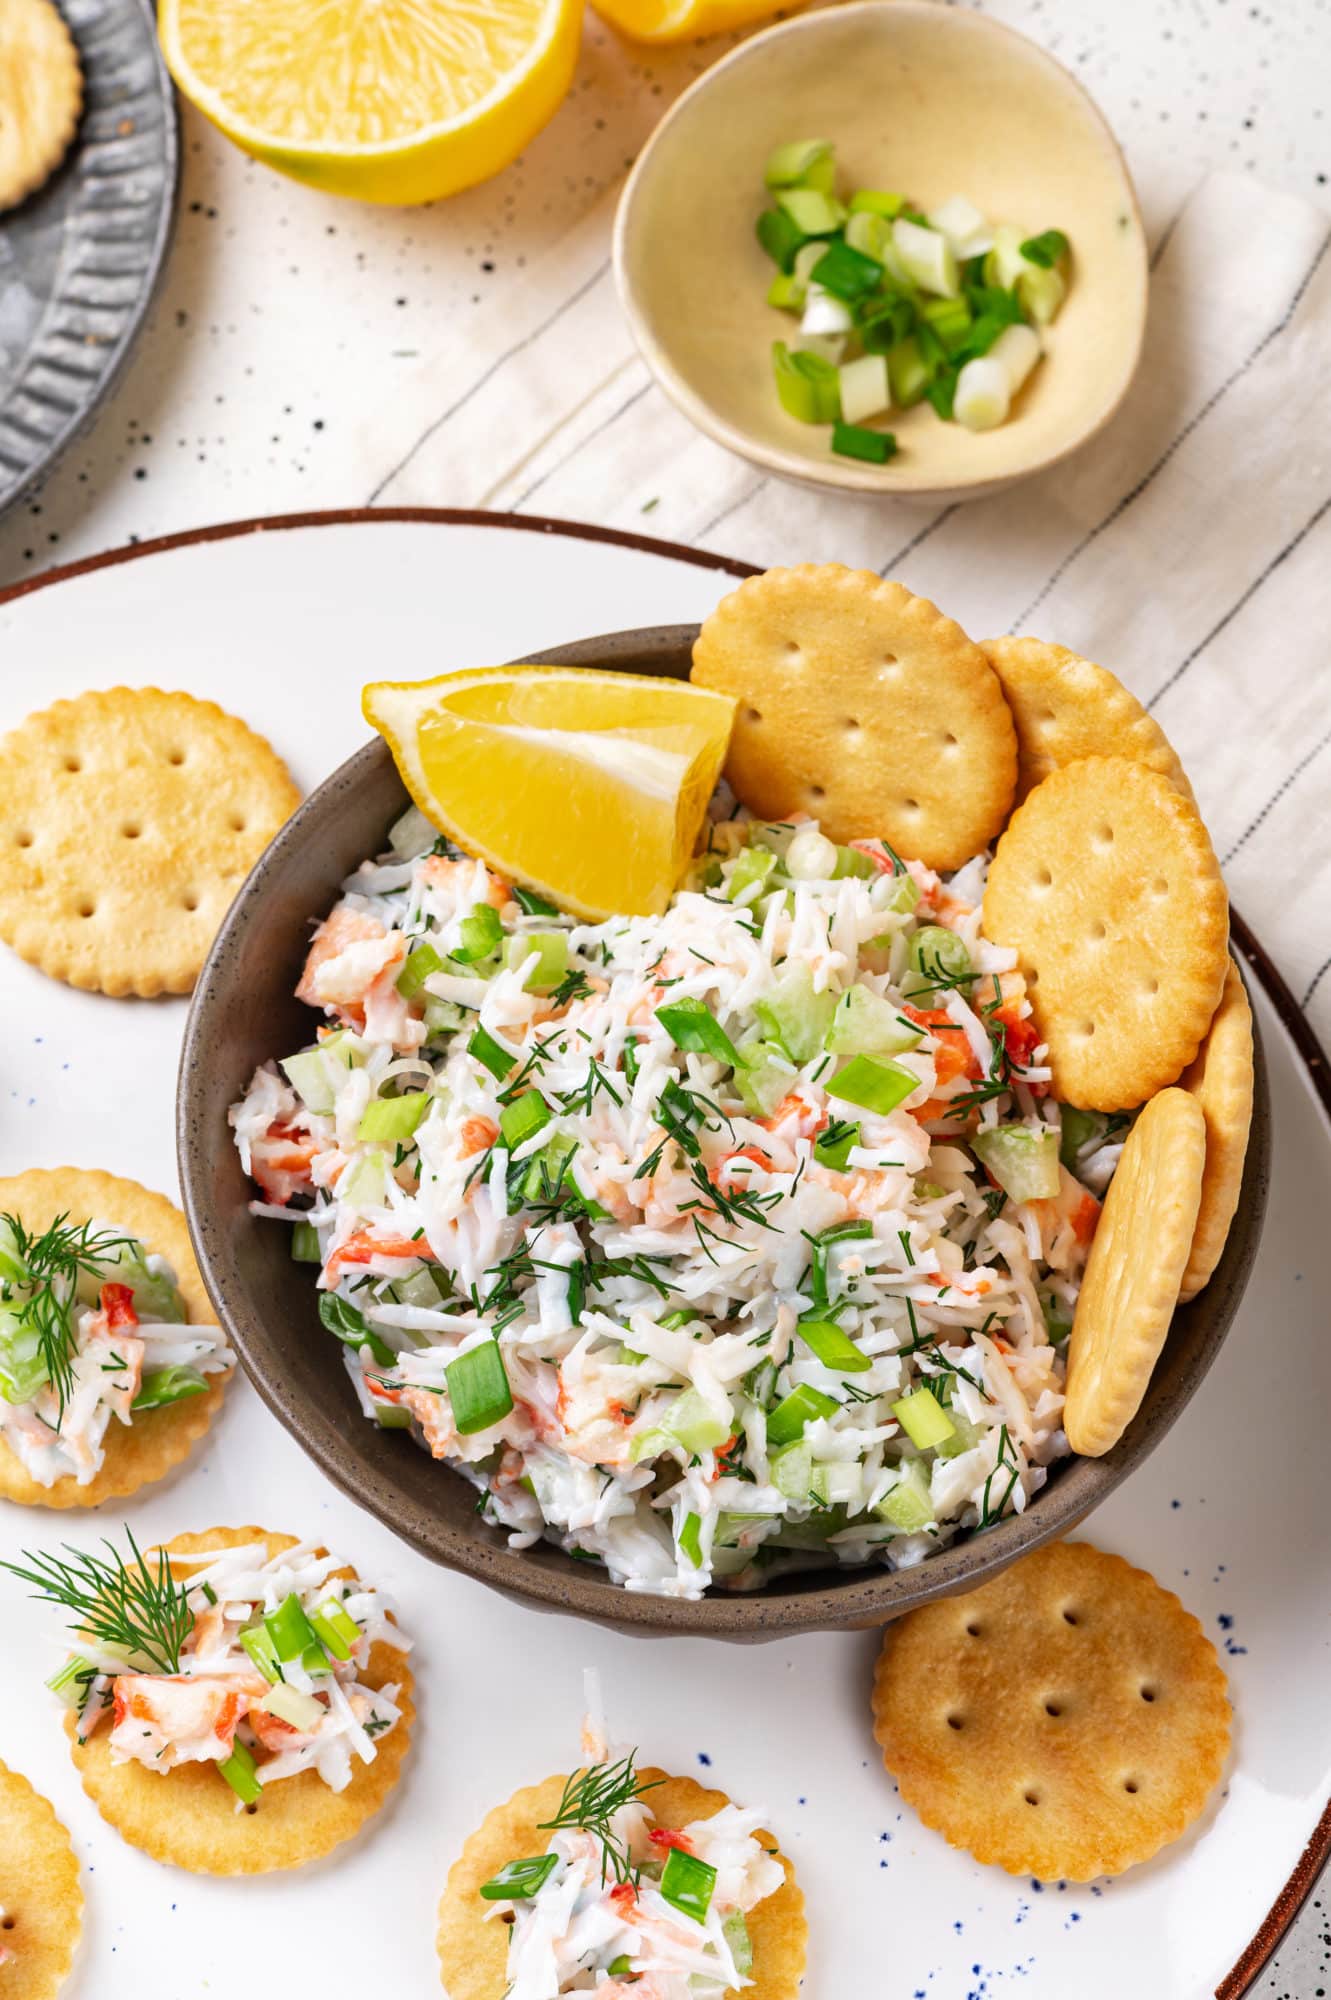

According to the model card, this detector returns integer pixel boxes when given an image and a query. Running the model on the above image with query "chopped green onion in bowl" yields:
[756,138,1070,462]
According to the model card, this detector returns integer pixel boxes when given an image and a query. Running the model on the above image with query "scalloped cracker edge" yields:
[0,1760,82,2000]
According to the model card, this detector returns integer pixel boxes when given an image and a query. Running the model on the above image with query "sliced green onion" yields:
[480,1853,560,1901]
[892,1386,956,1451]
[656,997,740,1069]
[1018,261,1066,325]
[1019,228,1069,269]
[304,1599,358,1662]
[767,271,807,314]
[770,1439,813,1499]
[838,353,890,426]
[1041,1295,1073,1347]
[451,903,504,965]
[753,964,836,1063]
[357,1091,431,1143]
[498,1091,552,1151]
[446,1339,513,1435]
[764,138,835,190]
[887,335,930,408]
[216,1739,262,1805]
[892,215,959,297]
[265,1593,321,1664]
[660,1845,718,1923]
[832,844,875,880]
[808,1219,873,1309]
[827,1054,917,1116]
[832,421,896,465]
[375,1402,412,1429]
[766,1383,839,1448]
[396,941,444,1001]
[678,1511,704,1568]
[723,1910,754,1977]
[631,1386,731,1460]
[46,1655,92,1708]
[810,1459,861,1505]
[131,1364,209,1411]
[1058,1106,1105,1167]
[240,1622,284,1683]
[971,1124,1061,1204]
[813,1119,859,1171]
[512,886,559,917]
[848,188,905,219]
[810,238,882,301]
[797,1317,871,1374]
[261,1682,324,1732]
[954,355,1010,431]
[318,1291,396,1369]
[727,844,778,901]
[774,187,846,236]
[906,925,973,988]
[825,984,923,1059]
[291,1220,322,1264]
[771,341,841,424]
[468,1024,514,1082]
[756,205,808,273]
[936,1408,985,1459]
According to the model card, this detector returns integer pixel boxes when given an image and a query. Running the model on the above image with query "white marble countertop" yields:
[2,3,1328,1989]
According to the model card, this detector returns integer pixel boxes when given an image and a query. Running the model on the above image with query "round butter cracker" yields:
[0,1761,82,2000]
[872,1540,1231,1881]
[981,636,1194,804]
[0,0,82,213]
[438,1770,805,1999]
[0,1167,229,1509]
[0,688,299,997]
[691,565,1017,871]
[1064,1088,1206,1456]
[1178,958,1255,1303]
[983,756,1229,1109]
[67,1527,414,1874]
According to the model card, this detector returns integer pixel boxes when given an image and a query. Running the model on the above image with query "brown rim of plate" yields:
[0,509,1306,1994]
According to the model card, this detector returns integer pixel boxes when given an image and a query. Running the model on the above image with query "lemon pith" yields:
[158,0,582,205]
[363,666,737,921]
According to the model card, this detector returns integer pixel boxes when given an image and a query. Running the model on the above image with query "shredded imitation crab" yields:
[230,804,1126,1600]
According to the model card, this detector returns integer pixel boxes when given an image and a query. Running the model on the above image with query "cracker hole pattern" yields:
[1044,1700,1063,1718]
[1062,1608,1080,1627]
[1123,1778,1141,1795]
[122,822,141,841]
[182,893,200,913]
[1023,1790,1041,1808]
[14,830,32,848]
[77,900,95,919]
[946,1713,965,1732]
[745,707,762,725]
[1140,1684,1158,1702]
[62,756,82,773]
[966,1621,984,1639]
[167,748,186,767]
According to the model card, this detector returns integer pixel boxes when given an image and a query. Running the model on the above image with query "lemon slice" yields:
[591,0,794,45]
[157,0,582,205]
[364,666,736,920]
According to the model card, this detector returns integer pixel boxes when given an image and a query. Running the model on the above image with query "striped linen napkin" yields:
[354,169,1331,1046]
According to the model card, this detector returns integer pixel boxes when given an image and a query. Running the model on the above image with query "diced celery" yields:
[971,1125,1060,1203]
[873,1460,935,1531]
[770,1440,813,1500]
[46,1654,92,1708]
[734,1040,796,1119]
[132,1365,208,1411]
[0,1308,50,1404]
[883,871,921,915]
[504,931,569,994]
[723,1910,755,1978]
[832,844,876,880]
[261,1683,324,1732]
[892,1386,955,1451]
[396,941,444,1001]
[810,1460,861,1506]
[906,925,972,988]
[713,1512,776,1549]
[389,1267,446,1308]
[798,1317,871,1373]
[678,1511,704,1568]
[423,996,469,1037]
[338,1152,389,1209]
[280,1046,340,1115]
[825,985,923,1058]
[727,844,778,901]
[632,1386,731,1460]
[1041,1294,1073,1346]
[240,1622,283,1683]
[375,1403,412,1429]
[935,1411,984,1460]
[754,965,836,1063]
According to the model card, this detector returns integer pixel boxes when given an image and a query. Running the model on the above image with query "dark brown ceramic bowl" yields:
[178,624,1270,1640]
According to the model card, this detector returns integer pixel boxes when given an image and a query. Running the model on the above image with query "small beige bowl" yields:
[614,2,1148,500]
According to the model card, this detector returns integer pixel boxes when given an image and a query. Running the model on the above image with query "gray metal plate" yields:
[0,0,177,513]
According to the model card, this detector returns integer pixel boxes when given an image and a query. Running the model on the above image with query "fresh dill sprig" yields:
[0,1212,137,1419]
[537,1751,662,1885]
[1,1528,193,1675]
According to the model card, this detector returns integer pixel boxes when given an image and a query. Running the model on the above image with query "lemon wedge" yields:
[157,0,582,205]
[591,0,794,45]
[363,667,737,919]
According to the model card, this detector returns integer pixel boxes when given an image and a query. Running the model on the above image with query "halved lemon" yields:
[363,666,737,919]
[157,0,582,206]
[591,0,798,46]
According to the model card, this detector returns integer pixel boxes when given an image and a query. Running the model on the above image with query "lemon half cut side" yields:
[363,665,738,920]
[158,0,583,205]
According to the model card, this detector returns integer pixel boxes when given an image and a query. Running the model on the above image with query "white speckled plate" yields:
[0,0,177,514]
[0,513,1326,1999]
